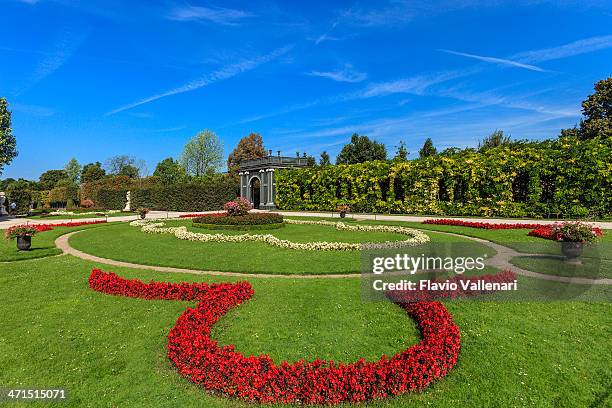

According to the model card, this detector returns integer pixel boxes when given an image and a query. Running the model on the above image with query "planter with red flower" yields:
[137,207,150,219]
[547,222,603,264]
[5,225,39,251]
[336,204,350,218]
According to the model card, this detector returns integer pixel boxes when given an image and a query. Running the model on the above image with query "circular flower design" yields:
[130,218,430,251]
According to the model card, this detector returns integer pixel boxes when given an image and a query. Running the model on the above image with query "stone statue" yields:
[0,192,7,216]
[123,190,131,212]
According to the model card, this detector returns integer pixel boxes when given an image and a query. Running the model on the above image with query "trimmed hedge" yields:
[130,180,238,212]
[276,136,612,218]
[192,212,284,225]
[97,189,128,210]
[192,222,285,231]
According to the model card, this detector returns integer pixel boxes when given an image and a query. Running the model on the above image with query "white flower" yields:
[130,218,430,251]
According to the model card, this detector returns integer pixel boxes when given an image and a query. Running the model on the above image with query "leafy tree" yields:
[64,158,82,184]
[105,155,137,176]
[81,162,106,184]
[419,138,437,158]
[306,156,316,166]
[153,157,186,184]
[181,130,223,177]
[117,164,139,179]
[440,147,463,157]
[478,130,511,151]
[0,98,18,176]
[319,151,331,166]
[578,77,611,140]
[336,133,387,164]
[39,169,68,190]
[227,132,267,173]
[393,141,409,161]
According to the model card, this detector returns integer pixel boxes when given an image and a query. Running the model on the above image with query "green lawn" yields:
[68,220,495,274]
[511,255,612,279]
[0,223,107,262]
[0,256,610,407]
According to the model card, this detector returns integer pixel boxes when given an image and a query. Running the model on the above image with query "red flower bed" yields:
[33,220,107,232]
[528,224,604,241]
[387,271,518,303]
[88,268,461,404]
[179,213,225,218]
[422,219,546,230]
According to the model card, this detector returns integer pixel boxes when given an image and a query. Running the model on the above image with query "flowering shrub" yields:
[336,204,350,213]
[528,222,604,242]
[179,213,218,218]
[193,212,283,226]
[422,219,545,230]
[4,225,39,240]
[80,199,95,208]
[224,197,252,216]
[130,218,430,251]
[88,268,460,404]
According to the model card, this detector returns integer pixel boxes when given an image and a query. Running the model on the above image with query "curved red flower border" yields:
[32,220,107,233]
[422,218,545,230]
[88,268,461,404]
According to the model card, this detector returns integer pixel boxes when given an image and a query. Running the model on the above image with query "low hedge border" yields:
[191,222,285,231]
[192,212,284,226]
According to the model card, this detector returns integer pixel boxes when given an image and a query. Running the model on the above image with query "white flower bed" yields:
[129,218,429,251]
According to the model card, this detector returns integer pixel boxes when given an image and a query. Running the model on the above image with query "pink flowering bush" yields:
[223,197,252,216]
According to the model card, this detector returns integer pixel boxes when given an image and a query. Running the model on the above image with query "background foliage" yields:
[276,136,612,218]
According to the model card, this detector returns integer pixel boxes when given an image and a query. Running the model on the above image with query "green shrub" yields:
[97,189,128,210]
[193,212,283,225]
[192,222,285,231]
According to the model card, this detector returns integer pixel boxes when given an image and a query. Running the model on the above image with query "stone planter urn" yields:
[339,211,346,218]
[561,242,584,264]
[140,213,146,219]
[16,235,32,251]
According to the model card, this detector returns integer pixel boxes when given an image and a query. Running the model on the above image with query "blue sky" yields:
[1,0,611,179]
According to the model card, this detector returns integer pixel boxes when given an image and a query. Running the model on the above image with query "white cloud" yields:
[306,64,367,83]
[439,49,547,72]
[106,45,293,116]
[513,35,612,63]
[167,4,253,25]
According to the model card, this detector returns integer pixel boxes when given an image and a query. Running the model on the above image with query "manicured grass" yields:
[0,223,107,262]
[0,256,610,407]
[381,221,612,259]
[511,255,612,279]
[69,220,495,274]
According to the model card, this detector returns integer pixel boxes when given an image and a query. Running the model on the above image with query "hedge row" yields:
[95,180,238,212]
[275,136,612,218]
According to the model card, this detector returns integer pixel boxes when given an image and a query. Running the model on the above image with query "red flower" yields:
[422,219,546,230]
[88,268,462,404]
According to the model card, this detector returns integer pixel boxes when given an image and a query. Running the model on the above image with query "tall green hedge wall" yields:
[130,180,237,212]
[275,137,612,218]
[95,179,238,212]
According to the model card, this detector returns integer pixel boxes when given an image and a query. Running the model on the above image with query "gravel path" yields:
[55,227,612,285]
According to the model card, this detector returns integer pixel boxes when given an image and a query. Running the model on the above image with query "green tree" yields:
[478,130,511,151]
[39,169,68,190]
[117,164,139,179]
[181,130,223,177]
[419,138,437,158]
[336,133,387,164]
[579,77,612,140]
[393,141,409,161]
[319,151,331,166]
[0,98,18,176]
[105,155,137,176]
[81,162,106,183]
[64,158,82,184]
[153,157,186,184]
[227,132,267,173]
